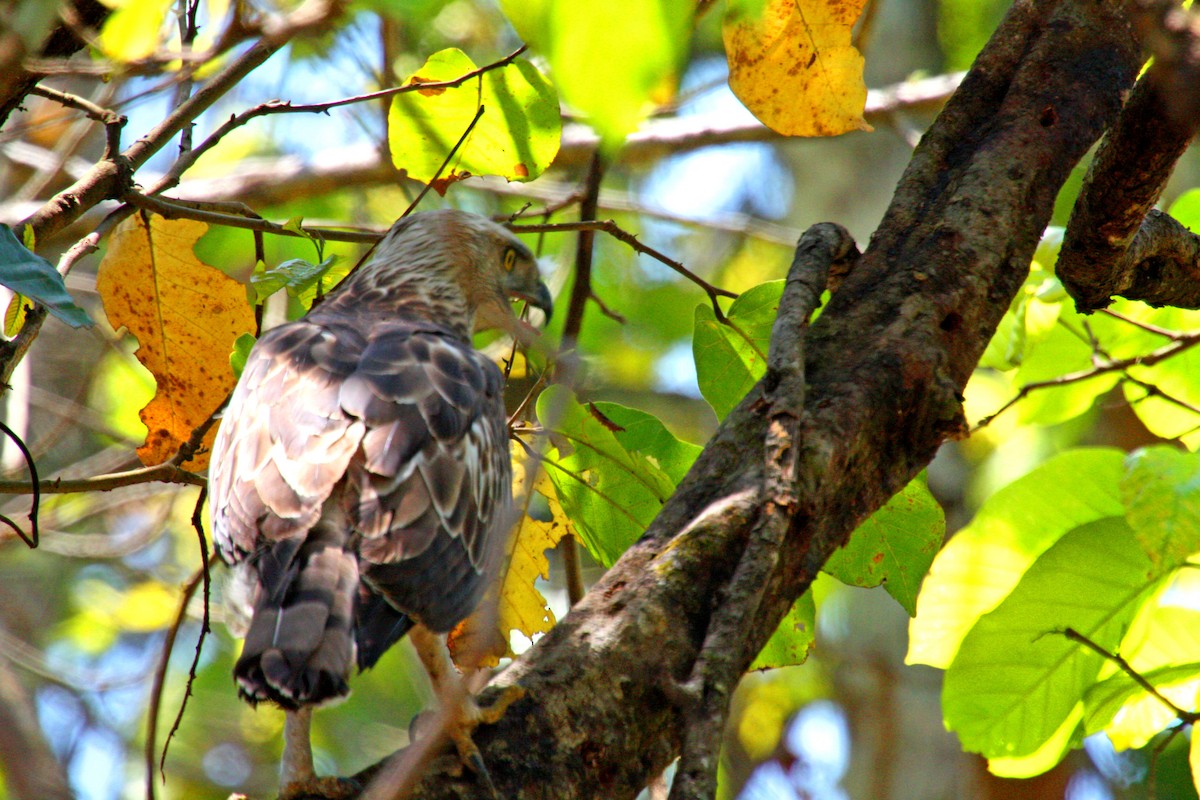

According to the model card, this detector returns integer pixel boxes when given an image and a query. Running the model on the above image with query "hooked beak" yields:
[507,279,553,322]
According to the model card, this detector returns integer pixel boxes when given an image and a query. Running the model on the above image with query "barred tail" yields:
[234,515,359,709]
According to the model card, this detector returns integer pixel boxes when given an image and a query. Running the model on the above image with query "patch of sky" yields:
[737,700,851,800]
[654,339,700,398]
[116,9,383,175]
[636,56,793,283]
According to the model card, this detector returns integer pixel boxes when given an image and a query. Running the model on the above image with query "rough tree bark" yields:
[337,1,1145,798]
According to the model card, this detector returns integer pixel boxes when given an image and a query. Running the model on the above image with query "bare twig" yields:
[0,419,39,547]
[401,103,487,218]
[509,219,737,318]
[122,190,381,243]
[973,328,1200,429]
[556,153,606,606]
[159,489,214,778]
[1063,627,1200,723]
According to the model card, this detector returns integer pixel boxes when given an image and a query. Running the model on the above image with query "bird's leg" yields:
[278,707,358,800]
[408,626,525,794]
[282,708,316,788]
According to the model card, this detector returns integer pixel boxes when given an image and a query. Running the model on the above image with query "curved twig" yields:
[0,419,39,547]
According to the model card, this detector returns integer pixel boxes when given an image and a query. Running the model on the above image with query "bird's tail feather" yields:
[235,514,358,709]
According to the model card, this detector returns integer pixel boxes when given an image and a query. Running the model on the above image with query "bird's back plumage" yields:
[209,210,529,709]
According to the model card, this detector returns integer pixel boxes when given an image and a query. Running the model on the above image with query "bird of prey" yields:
[208,208,552,795]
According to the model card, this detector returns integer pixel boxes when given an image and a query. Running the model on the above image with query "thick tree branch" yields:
[341,2,1143,799]
[668,224,859,800]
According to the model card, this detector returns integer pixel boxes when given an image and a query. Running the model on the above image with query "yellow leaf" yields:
[723,0,873,136]
[97,214,255,469]
[98,0,173,62]
[449,448,570,668]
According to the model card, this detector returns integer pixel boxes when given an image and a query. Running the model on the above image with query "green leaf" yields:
[824,477,944,616]
[0,224,93,328]
[501,0,691,150]
[389,49,560,187]
[1122,446,1200,567]
[4,292,28,337]
[1083,599,1200,744]
[1011,315,1118,425]
[692,280,783,420]
[943,517,1158,762]
[249,257,339,305]
[230,333,256,379]
[751,589,816,670]
[908,448,1126,669]
[537,386,694,567]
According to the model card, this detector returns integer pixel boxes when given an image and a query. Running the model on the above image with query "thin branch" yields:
[557,153,605,607]
[401,103,487,218]
[1063,627,1200,723]
[509,219,737,318]
[159,489,214,779]
[123,190,381,243]
[973,328,1200,430]
[144,553,214,800]
[0,419,39,547]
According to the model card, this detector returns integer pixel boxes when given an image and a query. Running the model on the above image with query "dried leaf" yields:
[97,214,255,469]
[724,0,872,136]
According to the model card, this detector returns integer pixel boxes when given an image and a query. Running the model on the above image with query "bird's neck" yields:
[320,265,476,339]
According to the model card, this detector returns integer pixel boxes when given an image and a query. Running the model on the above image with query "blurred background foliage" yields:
[3,1,1200,799]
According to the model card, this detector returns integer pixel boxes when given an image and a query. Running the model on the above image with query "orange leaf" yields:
[724,0,873,136]
[97,214,254,469]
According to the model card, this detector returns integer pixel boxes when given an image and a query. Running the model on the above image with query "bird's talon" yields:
[465,750,500,799]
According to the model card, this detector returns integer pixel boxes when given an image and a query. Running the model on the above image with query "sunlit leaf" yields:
[750,588,815,670]
[824,477,944,616]
[943,517,1158,761]
[97,214,255,469]
[389,48,560,189]
[502,0,691,150]
[230,333,256,379]
[908,448,1126,669]
[0,224,93,328]
[693,280,783,421]
[1123,446,1200,567]
[98,0,173,62]
[537,386,700,566]
[985,706,1083,778]
[4,292,28,336]
[723,0,871,136]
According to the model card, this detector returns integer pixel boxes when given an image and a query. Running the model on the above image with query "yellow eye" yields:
[503,247,517,272]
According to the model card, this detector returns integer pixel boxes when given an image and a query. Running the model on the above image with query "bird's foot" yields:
[278,775,359,800]
[448,683,526,767]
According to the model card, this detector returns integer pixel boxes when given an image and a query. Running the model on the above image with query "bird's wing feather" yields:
[210,320,369,561]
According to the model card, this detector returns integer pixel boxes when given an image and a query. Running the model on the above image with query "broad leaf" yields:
[723,0,871,136]
[389,48,560,189]
[751,589,816,670]
[537,386,699,567]
[1123,446,1200,567]
[0,224,93,328]
[908,448,1126,669]
[943,517,1157,762]
[693,280,784,421]
[503,0,692,149]
[97,214,255,469]
[824,477,944,616]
